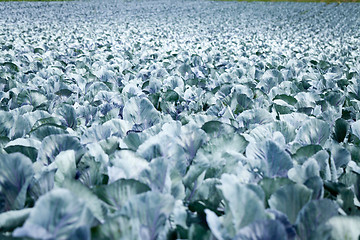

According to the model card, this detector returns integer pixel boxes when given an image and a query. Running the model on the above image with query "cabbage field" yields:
[0,0,360,239]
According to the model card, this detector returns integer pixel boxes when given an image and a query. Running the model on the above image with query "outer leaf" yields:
[17,90,47,109]
[331,145,351,169]
[234,220,287,240]
[123,97,160,131]
[4,138,41,162]
[1,62,19,72]
[259,177,294,206]
[333,118,349,143]
[201,121,237,138]
[268,184,312,223]
[293,145,322,164]
[219,174,265,232]
[95,179,150,211]
[139,157,171,193]
[108,150,149,182]
[0,111,14,138]
[295,119,330,146]
[205,209,227,240]
[28,170,55,201]
[246,140,293,178]
[266,209,296,240]
[103,119,132,138]
[29,123,67,141]
[304,176,324,200]
[55,104,77,129]
[258,69,284,93]
[351,120,360,140]
[203,133,248,155]
[37,134,84,165]
[62,180,105,223]
[323,216,360,240]
[192,178,222,207]
[295,199,338,240]
[121,192,175,240]
[13,189,93,240]
[237,109,273,129]
[173,200,188,230]
[355,173,360,203]
[177,124,208,161]
[92,215,141,240]
[0,208,31,232]
[76,155,105,188]
[0,153,34,211]
[54,150,77,185]
[248,121,296,144]
[9,116,31,140]
[273,94,298,105]
[288,158,320,184]
[80,125,112,145]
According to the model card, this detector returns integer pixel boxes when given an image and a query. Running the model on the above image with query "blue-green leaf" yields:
[121,192,175,240]
[246,140,293,178]
[295,119,330,146]
[219,174,265,234]
[268,184,312,223]
[4,138,41,162]
[37,134,84,165]
[95,179,150,211]
[0,153,34,212]
[0,208,31,232]
[234,220,287,240]
[295,199,338,240]
[123,97,160,131]
[321,216,360,240]
[13,189,93,240]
